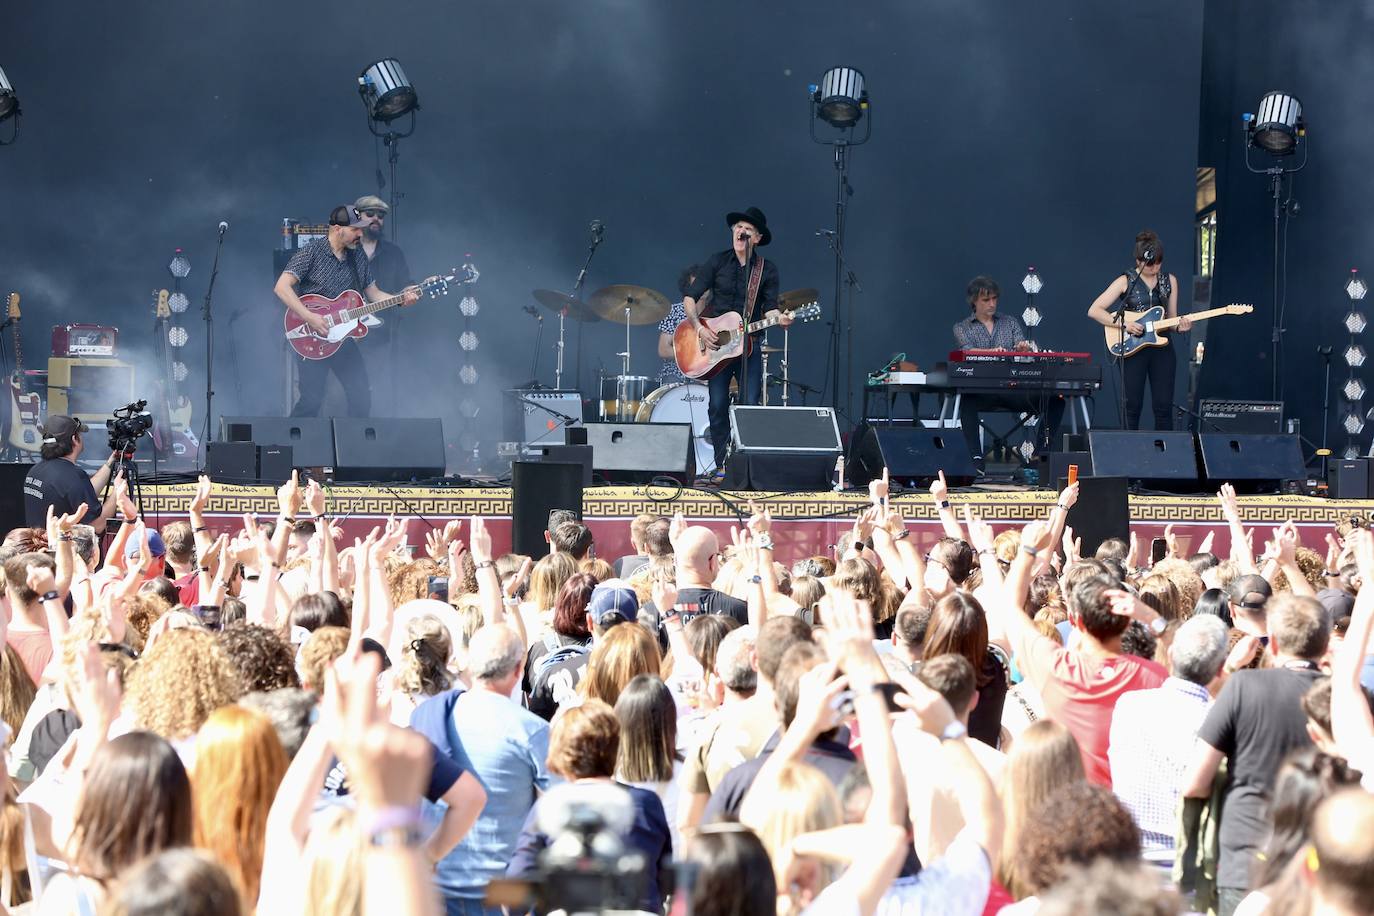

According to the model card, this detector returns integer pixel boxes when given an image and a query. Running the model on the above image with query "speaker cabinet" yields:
[1088,431,1199,480]
[853,425,978,486]
[1060,476,1130,557]
[529,444,594,487]
[1328,458,1372,500]
[221,417,336,469]
[504,390,583,447]
[332,418,446,482]
[207,441,259,484]
[511,461,584,557]
[1197,433,1304,491]
[584,422,694,483]
[726,406,841,490]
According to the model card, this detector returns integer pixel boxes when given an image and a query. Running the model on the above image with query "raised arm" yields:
[1039,481,1079,576]
[929,471,964,541]
[188,474,215,559]
[1219,483,1257,574]
[1332,528,1374,758]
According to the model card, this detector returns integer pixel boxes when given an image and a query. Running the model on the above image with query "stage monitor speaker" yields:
[221,417,335,469]
[1088,431,1199,480]
[1059,476,1129,557]
[530,444,594,487]
[511,460,584,557]
[0,464,31,531]
[1198,433,1304,491]
[1328,458,1372,500]
[584,422,693,483]
[726,406,841,490]
[207,441,258,484]
[332,418,446,482]
[852,425,977,486]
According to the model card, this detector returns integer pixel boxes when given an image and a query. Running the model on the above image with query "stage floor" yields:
[136,482,1372,562]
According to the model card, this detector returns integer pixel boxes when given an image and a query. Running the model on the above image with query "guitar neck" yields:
[341,291,405,322]
[10,319,20,374]
[744,312,786,334]
[1153,307,1234,331]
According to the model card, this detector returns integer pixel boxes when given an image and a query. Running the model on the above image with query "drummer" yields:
[655,266,701,386]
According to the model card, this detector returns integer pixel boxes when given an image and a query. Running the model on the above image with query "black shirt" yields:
[673,587,748,626]
[23,458,100,527]
[523,634,591,721]
[703,728,857,822]
[684,249,779,322]
[1196,665,1321,888]
[968,649,1009,748]
[283,238,374,299]
[364,238,413,296]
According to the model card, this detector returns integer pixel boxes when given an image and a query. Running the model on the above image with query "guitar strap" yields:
[743,254,765,329]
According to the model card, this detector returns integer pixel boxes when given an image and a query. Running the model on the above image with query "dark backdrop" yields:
[3,1,1202,471]
[1199,0,1374,460]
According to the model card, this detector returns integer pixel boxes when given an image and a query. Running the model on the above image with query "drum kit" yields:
[528,283,813,473]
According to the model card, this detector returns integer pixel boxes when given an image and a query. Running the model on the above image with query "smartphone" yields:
[427,575,450,603]
[1067,464,1079,486]
[1150,537,1168,565]
[877,682,905,713]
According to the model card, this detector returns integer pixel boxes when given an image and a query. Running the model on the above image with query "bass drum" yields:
[636,382,715,474]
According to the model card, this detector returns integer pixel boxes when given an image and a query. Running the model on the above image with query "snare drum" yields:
[599,375,649,422]
[636,381,715,472]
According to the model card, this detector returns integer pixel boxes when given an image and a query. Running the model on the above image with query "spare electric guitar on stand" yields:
[674,300,821,380]
[1106,303,1253,358]
[2,293,42,458]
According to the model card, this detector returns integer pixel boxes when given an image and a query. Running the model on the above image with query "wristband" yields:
[282,515,296,524]
[40,590,59,603]
[475,560,494,569]
[756,538,775,551]
[893,529,911,540]
[502,596,520,606]
[978,547,996,556]
[1325,569,1340,577]
[362,806,424,847]
[749,574,763,584]
[193,526,208,533]
[244,574,261,582]
[938,499,951,509]
[938,721,968,743]
[1020,544,1039,557]
[1149,616,1168,636]
[199,566,211,572]
[58,534,74,542]
[1056,502,1070,511]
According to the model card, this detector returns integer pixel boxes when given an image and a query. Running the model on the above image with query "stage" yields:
[134,482,1370,562]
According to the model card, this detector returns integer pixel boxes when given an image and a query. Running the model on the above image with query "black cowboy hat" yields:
[725,206,771,246]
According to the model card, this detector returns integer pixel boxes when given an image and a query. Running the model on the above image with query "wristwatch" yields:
[1149,616,1168,636]
[938,721,967,742]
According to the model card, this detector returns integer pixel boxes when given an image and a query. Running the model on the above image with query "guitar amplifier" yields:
[46,358,136,427]
[51,324,118,358]
[502,389,583,450]
[1198,399,1283,434]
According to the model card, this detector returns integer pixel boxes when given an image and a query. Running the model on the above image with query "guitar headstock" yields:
[5,293,17,320]
[1223,303,1253,315]
[153,289,170,319]
[423,273,456,298]
[790,302,821,323]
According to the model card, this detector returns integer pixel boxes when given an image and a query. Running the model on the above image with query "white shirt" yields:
[893,719,1006,864]
[803,827,991,916]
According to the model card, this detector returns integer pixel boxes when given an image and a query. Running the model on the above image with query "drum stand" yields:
[781,327,791,405]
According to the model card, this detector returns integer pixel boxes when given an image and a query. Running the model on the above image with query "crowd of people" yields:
[1,452,1373,915]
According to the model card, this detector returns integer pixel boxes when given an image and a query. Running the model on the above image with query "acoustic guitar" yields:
[1105,303,1253,358]
[674,301,821,381]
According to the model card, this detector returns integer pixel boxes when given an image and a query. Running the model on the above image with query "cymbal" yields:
[778,288,820,311]
[589,285,671,325]
[533,289,600,322]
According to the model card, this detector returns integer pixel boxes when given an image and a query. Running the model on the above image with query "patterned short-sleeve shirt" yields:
[283,238,374,299]
[657,302,688,384]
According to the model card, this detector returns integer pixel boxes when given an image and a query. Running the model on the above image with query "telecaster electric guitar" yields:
[284,273,454,360]
[674,302,821,381]
[3,293,41,455]
[1105,303,1253,358]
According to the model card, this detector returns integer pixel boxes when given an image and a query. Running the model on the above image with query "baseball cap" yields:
[1226,574,1272,610]
[40,415,88,444]
[589,579,639,629]
[328,205,370,229]
[124,529,166,558]
[353,195,389,214]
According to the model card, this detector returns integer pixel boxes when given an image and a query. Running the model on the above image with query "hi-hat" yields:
[760,345,785,354]
[533,289,600,322]
[589,285,670,325]
[778,288,820,311]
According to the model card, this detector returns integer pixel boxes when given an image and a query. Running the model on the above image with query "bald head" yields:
[467,624,525,683]
[676,526,719,576]
[1311,788,1374,911]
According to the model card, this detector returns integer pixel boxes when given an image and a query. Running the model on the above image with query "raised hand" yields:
[1128,529,1140,568]
[1103,587,1148,620]
[869,467,890,507]
[189,474,213,514]
[1273,520,1300,565]
[669,511,687,550]
[276,470,303,518]
[746,500,772,539]
[890,672,958,738]
[469,515,493,564]
[1218,483,1241,524]
[1325,532,1345,575]
[1062,525,1082,564]
[1198,529,1216,556]
[929,469,949,504]
[325,650,432,811]
[1352,527,1374,585]
[1057,480,1080,512]
[962,505,995,553]
[789,660,849,739]
[852,506,877,546]
[504,557,533,601]
[25,563,57,598]
[303,478,326,518]
[1165,524,1181,560]
[1021,519,1054,554]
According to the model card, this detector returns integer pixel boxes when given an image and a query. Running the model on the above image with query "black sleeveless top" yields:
[1112,270,1171,315]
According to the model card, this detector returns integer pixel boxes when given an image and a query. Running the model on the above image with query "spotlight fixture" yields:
[1021,269,1043,296]
[459,365,478,385]
[1344,344,1366,368]
[167,291,190,314]
[172,361,189,383]
[459,331,478,352]
[1345,312,1367,336]
[168,326,189,348]
[1022,306,1042,328]
[1248,91,1304,156]
[358,59,419,124]
[168,250,191,279]
[1344,411,1365,436]
[1345,378,1366,402]
[812,67,868,129]
[1347,272,1368,302]
[459,295,479,318]
[0,66,18,122]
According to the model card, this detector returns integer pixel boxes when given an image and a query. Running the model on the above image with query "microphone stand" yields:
[817,229,865,424]
[200,227,226,467]
[523,309,545,388]
[561,225,604,392]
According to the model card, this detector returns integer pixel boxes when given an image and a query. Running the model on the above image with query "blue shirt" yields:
[429,688,552,900]
[952,313,1027,351]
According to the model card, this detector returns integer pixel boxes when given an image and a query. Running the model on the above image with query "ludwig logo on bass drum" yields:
[684,393,706,402]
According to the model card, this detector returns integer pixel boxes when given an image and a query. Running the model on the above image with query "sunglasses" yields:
[361,209,386,218]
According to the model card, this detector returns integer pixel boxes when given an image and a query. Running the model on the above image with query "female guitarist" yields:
[1087,229,1192,430]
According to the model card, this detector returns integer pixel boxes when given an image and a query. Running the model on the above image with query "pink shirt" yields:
[7,628,52,687]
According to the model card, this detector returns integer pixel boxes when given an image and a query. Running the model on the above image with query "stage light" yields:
[167,291,189,314]
[172,361,189,383]
[1345,344,1366,368]
[459,295,479,317]
[358,59,419,123]
[459,365,478,385]
[0,66,18,122]
[1249,91,1303,155]
[1022,269,1043,296]
[1017,439,1036,464]
[1345,444,1362,460]
[1345,312,1367,335]
[1347,271,1367,301]
[1022,306,1042,328]
[459,331,478,351]
[812,67,867,129]
[168,326,188,348]
[168,250,191,279]
[1344,411,1365,436]
[1345,378,1366,402]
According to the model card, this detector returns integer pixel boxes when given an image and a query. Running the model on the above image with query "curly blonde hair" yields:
[388,559,442,608]
[124,593,172,650]
[128,628,244,739]
[392,614,453,698]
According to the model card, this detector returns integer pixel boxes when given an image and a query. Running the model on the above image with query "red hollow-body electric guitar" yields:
[673,301,821,380]
[284,273,454,360]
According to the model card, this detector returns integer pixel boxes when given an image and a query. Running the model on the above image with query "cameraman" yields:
[23,415,120,533]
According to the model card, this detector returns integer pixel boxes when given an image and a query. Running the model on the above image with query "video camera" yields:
[107,400,153,454]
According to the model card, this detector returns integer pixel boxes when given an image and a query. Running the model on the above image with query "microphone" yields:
[523,305,540,318]
[815,229,835,237]
[218,221,229,237]
[590,219,605,238]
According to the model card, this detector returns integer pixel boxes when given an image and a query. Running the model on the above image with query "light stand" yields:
[358,58,420,240]
[1243,92,1307,402]
[810,67,870,421]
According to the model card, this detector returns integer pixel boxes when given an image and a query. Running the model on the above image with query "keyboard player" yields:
[952,276,1065,471]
